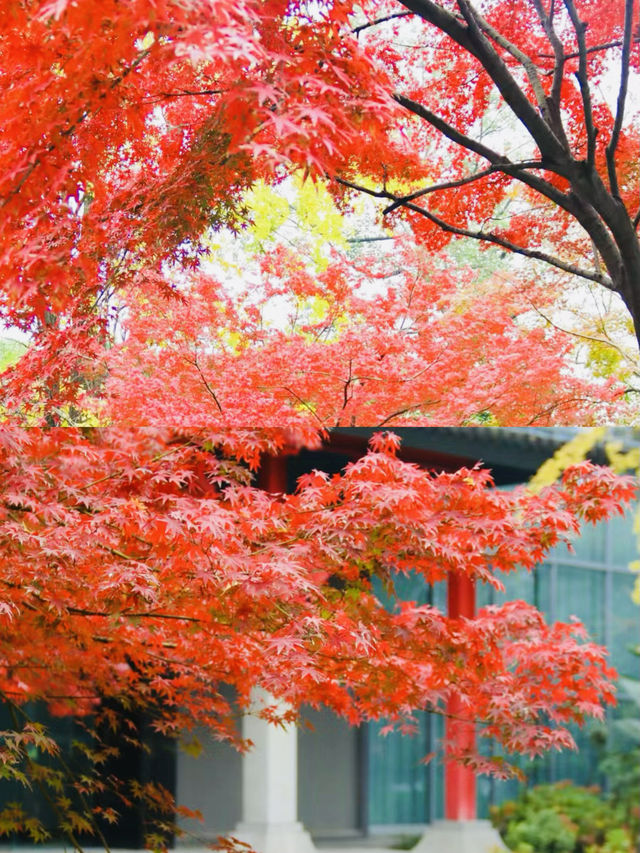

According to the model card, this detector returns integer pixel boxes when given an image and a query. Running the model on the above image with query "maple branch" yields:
[460,1,549,118]
[530,0,567,142]
[393,92,514,165]
[77,444,193,492]
[99,545,148,562]
[0,580,207,627]
[352,11,411,35]
[281,386,325,425]
[561,0,597,167]
[403,201,612,285]
[64,605,205,623]
[382,162,543,215]
[339,359,355,421]
[605,0,634,198]
[399,0,568,163]
[336,176,613,287]
[392,93,576,207]
[158,88,224,98]
[1,689,104,700]
[184,351,224,413]
[362,94,624,288]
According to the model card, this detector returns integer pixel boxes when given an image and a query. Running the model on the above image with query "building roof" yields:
[326,427,639,485]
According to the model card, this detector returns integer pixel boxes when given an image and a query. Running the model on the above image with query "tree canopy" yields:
[1,0,639,423]
[0,427,635,845]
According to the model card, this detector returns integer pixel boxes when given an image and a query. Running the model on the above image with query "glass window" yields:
[368,714,430,825]
[607,507,638,568]
[553,521,606,565]
[555,564,605,644]
[534,562,553,621]
[496,566,536,607]
[367,578,446,826]
[610,570,640,679]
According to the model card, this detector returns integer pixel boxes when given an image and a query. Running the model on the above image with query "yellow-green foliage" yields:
[585,339,626,379]
[244,175,347,270]
[0,339,27,372]
[244,181,291,245]
[604,442,640,474]
[293,175,347,267]
[528,428,607,492]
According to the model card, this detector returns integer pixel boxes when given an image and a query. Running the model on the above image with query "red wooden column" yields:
[258,452,288,495]
[445,572,477,821]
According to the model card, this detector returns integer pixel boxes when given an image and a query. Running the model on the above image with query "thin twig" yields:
[383,162,543,215]
[352,11,412,35]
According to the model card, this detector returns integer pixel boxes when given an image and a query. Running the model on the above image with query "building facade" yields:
[176,428,640,847]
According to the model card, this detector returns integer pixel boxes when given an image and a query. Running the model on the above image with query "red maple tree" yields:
[93,240,627,426]
[0,427,636,845]
[0,0,638,422]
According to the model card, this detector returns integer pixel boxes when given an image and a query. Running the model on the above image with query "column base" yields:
[412,819,508,853]
[232,821,316,853]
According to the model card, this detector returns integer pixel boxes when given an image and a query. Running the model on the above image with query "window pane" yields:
[553,521,606,564]
[368,713,430,825]
[611,571,640,678]
[607,507,638,568]
[555,564,605,643]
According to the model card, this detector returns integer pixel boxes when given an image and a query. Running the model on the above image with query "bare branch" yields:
[537,36,640,61]
[530,0,569,147]
[561,0,597,166]
[346,236,396,243]
[352,11,412,36]
[605,0,634,198]
[336,176,613,288]
[382,162,544,215]
[531,302,640,372]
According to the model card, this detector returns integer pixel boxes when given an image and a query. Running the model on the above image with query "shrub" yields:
[489,782,636,853]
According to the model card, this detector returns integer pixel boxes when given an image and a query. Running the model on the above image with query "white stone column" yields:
[233,688,315,853]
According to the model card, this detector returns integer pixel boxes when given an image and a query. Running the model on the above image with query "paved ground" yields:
[0,846,403,853]
[0,841,407,853]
